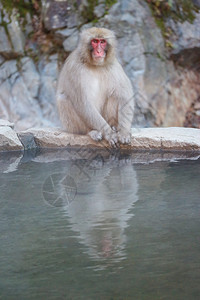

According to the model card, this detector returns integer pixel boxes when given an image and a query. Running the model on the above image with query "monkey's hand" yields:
[88,130,103,141]
[103,129,118,147]
[118,130,131,144]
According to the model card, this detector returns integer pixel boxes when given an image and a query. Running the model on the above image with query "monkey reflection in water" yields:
[58,157,138,266]
[57,27,134,147]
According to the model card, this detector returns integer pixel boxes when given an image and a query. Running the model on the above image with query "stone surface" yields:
[37,54,60,126]
[19,127,99,149]
[0,124,199,152]
[7,10,25,55]
[168,13,200,55]
[0,26,12,56]
[56,27,76,38]
[193,0,200,8]
[94,3,105,18]
[63,31,79,52]
[0,56,59,131]
[42,0,74,30]
[0,55,4,64]
[0,119,14,128]
[21,57,40,99]
[0,126,23,151]
[131,127,200,151]
[18,127,200,152]
[18,132,37,150]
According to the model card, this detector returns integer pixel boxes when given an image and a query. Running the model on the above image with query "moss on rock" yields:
[146,0,199,23]
[145,0,199,48]
[1,0,40,17]
[81,0,117,23]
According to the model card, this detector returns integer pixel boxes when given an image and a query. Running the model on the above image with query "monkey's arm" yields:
[118,91,134,132]
[76,97,119,146]
[57,63,109,131]
[117,95,134,144]
[58,70,118,145]
[113,64,134,143]
[75,98,110,132]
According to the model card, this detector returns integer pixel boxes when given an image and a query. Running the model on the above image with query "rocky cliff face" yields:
[0,0,199,131]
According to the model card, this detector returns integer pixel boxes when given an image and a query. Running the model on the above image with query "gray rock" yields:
[38,54,58,76]
[0,56,59,131]
[38,75,59,125]
[42,0,73,30]
[63,31,79,52]
[2,8,10,24]
[0,61,18,122]
[0,81,12,121]
[10,76,44,130]
[66,12,78,29]
[25,12,34,35]
[0,60,18,84]
[94,3,105,18]
[0,55,4,64]
[18,132,37,150]
[0,63,43,130]
[120,13,136,26]
[0,119,14,128]
[193,0,200,9]
[121,0,147,21]
[38,55,60,126]
[7,10,25,55]
[56,27,76,38]
[168,12,200,55]
[0,26,12,55]
[21,57,40,98]
[0,126,23,152]
[121,0,138,12]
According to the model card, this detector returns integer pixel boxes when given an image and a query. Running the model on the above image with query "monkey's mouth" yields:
[92,54,106,60]
[94,56,104,59]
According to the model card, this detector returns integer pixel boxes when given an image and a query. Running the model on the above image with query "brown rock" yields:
[0,126,23,152]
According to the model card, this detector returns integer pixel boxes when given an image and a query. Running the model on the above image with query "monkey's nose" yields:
[97,44,101,52]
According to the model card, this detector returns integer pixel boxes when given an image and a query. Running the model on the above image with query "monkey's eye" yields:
[100,39,106,44]
[92,39,98,44]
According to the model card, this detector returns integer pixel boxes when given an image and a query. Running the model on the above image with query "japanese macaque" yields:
[56,27,134,146]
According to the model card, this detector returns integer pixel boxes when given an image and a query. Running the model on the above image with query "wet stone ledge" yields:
[0,123,200,152]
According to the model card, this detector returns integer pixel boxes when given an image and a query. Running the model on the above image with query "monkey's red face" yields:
[91,39,107,60]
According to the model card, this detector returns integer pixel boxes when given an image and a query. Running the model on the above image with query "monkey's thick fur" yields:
[56,27,134,146]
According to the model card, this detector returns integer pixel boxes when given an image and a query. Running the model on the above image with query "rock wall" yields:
[0,0,200,131]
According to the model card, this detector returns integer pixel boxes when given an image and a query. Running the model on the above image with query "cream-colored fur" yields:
[56,27,134,146]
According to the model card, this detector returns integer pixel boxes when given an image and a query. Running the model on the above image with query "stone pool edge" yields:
[0,123,200,153]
